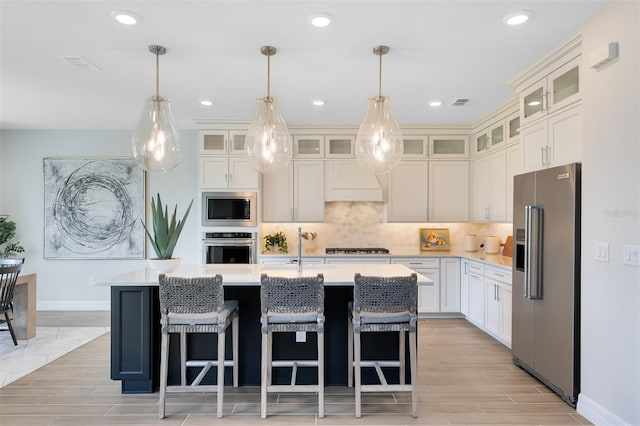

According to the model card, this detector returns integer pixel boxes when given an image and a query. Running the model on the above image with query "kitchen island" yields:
[101,263,431,393]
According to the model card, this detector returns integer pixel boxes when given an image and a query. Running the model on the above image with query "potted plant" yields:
[0,215,25,258]
[263,231,288,254]
[141,194,193,272]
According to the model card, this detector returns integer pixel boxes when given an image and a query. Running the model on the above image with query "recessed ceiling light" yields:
[312,99,325,106]
[308,12,334,28]
[111,10,141,25]
[503,10,532,26]
[200,100,214,106]
[429,100,443,107]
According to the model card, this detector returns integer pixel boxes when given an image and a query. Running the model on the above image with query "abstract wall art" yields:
[43,157,145,259]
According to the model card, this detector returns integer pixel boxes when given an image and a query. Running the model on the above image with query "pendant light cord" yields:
[266,52,271,100]
[155,51,160,99]
[378,50,383,99]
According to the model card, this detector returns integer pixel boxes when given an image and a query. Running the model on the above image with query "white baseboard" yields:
[37,301,110,311]
[578,393,631,426]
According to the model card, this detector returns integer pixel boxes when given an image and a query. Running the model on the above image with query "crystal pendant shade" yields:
[245,96,292,174]
[355,95,403,173]
[132,96,182,173]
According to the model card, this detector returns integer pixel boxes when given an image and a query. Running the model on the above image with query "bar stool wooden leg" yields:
[159,331,169,419]
[318,330,325,418]
[410,330,419,417]
[260,331,269,419]
[354,331,362,418]
[399,330,406,385]
[217,329,226,418]
[232,314,239,387]
[180,331,187,386]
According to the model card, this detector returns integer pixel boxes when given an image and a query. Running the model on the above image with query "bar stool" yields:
[158,274,239,419]
[260,273,325,418]
[347,273,418,418]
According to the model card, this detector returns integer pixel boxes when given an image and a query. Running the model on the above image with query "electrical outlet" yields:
[295,331,306,343]
[623,245,640,267]
[89,276,96,286]
[594,242,609,262]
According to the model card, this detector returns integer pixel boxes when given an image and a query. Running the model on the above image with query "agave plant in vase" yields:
[141,194,193,273]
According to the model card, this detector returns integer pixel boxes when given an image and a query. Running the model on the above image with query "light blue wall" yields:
[0,129,199,308]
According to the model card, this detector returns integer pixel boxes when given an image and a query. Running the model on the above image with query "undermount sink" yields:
[261,263,339,271]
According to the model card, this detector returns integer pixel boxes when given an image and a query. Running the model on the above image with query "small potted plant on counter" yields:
[263,231,288,254]
[142,194,193,272]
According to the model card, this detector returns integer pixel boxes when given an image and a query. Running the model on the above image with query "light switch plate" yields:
[594,242,609,262]
[623,245,640,267]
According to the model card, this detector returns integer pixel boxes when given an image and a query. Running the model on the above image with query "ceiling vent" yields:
[61,56,101,71]
[452,98,471,106]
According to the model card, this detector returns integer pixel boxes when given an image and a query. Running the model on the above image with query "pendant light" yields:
[245,46,292,174]
[355,45,403,173]
[132,45,182,173]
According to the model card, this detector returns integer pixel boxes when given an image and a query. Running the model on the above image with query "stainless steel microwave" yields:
[201,192,257,227]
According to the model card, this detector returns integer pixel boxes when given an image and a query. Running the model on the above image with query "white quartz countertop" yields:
[98,263,433,287]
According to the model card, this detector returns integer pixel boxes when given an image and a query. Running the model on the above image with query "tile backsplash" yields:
[260,202,512,254]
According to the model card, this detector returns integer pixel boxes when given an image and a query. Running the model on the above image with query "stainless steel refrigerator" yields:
[512,162,581,407]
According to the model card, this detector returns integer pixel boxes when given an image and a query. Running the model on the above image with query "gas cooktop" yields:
[325,248,390,255]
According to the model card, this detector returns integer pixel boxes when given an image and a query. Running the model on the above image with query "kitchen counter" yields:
[259,251,513,270]
[100,263,433,287]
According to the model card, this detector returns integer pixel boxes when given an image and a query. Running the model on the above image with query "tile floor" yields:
[0,316,591,425]
[0,311,110,387]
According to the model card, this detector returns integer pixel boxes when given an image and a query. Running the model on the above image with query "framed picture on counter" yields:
[420,228,450,251]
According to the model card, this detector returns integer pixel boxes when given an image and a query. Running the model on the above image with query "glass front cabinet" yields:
[520,56,580,126]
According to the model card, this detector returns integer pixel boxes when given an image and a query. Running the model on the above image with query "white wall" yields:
[578,2,640,425]
[0,129,199,309]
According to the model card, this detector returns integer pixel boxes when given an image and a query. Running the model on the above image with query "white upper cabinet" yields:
[325,135,356,158]
[472,150,506,222]
[199,130,247,155]
[506,111,521,145]
[520,56,580,127]
[262,160,324,222]
[521,105,582,172]
[387,161,428,222]
[199,157,259,189]
[294,135,324,158]
[428,160,469,222]
[428,135,469,158]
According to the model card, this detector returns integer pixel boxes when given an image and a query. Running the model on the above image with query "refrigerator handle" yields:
[525,205,543,300]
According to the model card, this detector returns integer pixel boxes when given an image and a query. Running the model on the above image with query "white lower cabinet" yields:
[391,257,459,314]
[468,261,485,327]
[483,266,512,347]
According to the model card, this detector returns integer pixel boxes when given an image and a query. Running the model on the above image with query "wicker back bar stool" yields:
[158,274,239,419]
[347,273,418,418]
[260,273,325,418]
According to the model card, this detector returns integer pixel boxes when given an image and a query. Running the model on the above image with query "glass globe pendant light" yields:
[132,45,182,173]
[245,46,292,174]
[355,45,403,173]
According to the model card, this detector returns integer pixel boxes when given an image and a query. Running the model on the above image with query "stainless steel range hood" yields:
[324,160,383,202]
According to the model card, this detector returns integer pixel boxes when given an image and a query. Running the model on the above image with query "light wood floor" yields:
[0,318,590,425]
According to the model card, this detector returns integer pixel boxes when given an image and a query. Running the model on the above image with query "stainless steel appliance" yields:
[512,162,581,407]
[201,192,257,227]
[325,248,389,255]
[203,232,256,264]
